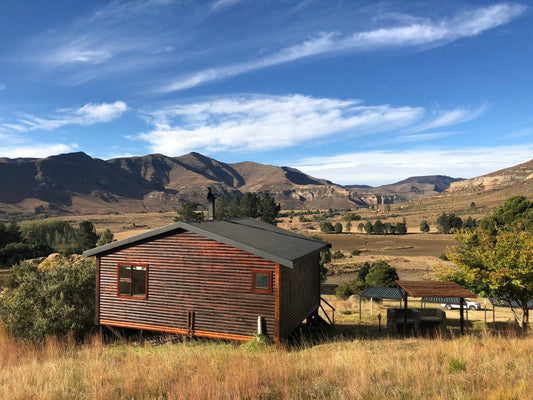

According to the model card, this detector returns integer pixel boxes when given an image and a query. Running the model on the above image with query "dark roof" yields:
[423,297,468,304]
[489,297,533,309]
[83,217,330,268]
[396,281,476,298]
[360,286,403,300]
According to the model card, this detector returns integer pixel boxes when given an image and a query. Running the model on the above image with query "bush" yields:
[335,278,368,299]
[331,250,344,259]
[0,255,96,341]
[365,261,399,287]
[358,261,371,281]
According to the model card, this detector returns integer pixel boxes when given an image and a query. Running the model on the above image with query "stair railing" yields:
[319,296,336,327]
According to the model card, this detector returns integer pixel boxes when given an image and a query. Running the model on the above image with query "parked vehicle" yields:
[441,300,481,310]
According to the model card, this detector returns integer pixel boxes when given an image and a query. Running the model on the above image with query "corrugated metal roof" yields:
[396,280,476,298]
[360,286,403,300]
[489,297,533,309]
[83,217,330,268]
[423,297,463,304]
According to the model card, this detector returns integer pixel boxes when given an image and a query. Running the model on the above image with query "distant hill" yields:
[448,158,533,192]
[345,175,463,205]
[0,152,353,216]
[1,151,528,217]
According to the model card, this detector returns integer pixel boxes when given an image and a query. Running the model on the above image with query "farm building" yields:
[83,217,330,342]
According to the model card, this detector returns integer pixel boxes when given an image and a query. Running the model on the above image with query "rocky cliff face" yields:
[448,159,533,192]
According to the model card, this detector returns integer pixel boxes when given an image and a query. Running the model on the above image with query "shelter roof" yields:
[360,286,403,300]
[83,217,330,268]
[396,281,476,299]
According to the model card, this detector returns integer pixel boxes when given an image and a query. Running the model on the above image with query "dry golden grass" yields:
[1,322,532,400]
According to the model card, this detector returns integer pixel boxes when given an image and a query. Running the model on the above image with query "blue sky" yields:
[0,0,532,186]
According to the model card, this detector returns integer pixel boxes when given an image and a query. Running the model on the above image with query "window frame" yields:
[117,263,148,300]
[251,270,273,294]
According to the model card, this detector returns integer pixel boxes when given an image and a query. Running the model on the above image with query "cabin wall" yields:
[98,231,276,340]
[279,252,321,338]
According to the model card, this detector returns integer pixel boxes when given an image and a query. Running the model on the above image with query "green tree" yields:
[175,200,205,222]
[446,229,532,331]
[96,228,115,246]
[358,261,371,281]
[357,222,365,233]
[420,220,430,233]
[335,278,369,299]
[364,221,373,234]
[394,218,408,235]
[0,256,96,341]
[463,216,478,230]
[373,219,385,235]
[320,221,334,233]
[72,221,99,254]
[436,212,463,234]
[365,261,399,287]
[334,222,343,234]
[257,193,280,224]
[479,195,533,236]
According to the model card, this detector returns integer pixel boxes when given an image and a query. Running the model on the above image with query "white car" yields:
[441,300,481,311]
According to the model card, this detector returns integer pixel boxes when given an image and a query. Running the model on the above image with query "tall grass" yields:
[1,323,532,400]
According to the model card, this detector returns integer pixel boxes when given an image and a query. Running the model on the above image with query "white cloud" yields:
[138,95,424,154]
[163,3,526,91]
[3,101,128,133]
[0,143,77,159]
[138,94,484,155]
[291,144,533,186]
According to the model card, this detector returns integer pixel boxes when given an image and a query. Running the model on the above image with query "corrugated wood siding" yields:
[279,252,320,338]
[99,231,276,339]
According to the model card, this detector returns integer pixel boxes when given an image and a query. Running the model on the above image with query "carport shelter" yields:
[395,280,476,334]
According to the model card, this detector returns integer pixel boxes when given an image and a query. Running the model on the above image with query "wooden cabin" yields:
[83,218,330,342]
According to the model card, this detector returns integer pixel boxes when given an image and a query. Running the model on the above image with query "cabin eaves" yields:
[83,217,330,268]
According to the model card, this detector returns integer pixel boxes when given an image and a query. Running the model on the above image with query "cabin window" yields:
[118,263,148,299]
[252,270,272,293]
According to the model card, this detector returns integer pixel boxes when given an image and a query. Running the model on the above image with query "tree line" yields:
[175,192,281,225]
[0,219,114,268]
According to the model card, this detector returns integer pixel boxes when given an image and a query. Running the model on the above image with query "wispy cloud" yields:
[292,144,533,186]
[2,101,128,133]
[25,0,180,79]
[211,0,243,11]
[163,3,526,91]
[137,94,482,155]
[410,104,487,133]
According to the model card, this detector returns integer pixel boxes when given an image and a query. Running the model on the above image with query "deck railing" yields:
[319,296,336,327]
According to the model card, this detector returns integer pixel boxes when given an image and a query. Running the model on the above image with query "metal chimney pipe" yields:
[207,187,216,220]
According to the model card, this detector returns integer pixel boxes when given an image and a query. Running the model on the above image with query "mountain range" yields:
[0,151,531,216]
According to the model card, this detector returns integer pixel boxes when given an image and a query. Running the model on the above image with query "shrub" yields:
[331,250,344,259]
[0,255,96,342]
[365,261,399,287]
[358,261,371,281]
[335,278,368,299]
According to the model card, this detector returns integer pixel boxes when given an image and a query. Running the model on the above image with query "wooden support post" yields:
[359,296,362,321]
[459,297,465,335]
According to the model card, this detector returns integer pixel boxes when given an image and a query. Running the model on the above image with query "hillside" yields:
[346,175,462,204]
[1,151,530,217]
[0,152,356,216]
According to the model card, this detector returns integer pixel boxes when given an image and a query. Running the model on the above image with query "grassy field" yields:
[0,323,531,400]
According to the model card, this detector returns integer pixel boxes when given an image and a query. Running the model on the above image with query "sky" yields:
[0,0,532,186]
